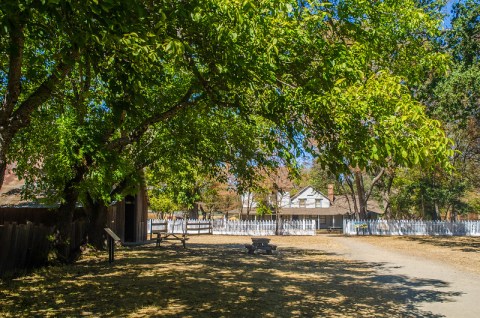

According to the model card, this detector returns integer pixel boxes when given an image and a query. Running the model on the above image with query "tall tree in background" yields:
[300,0,453,219]
[394,0,480,220]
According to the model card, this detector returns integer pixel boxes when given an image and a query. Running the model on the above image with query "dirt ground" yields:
[338,235,480,275]
[1,235,479,317]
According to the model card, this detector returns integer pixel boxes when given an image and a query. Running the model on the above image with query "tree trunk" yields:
[85,197,108,250]
[382,174,394,219]
[0,138,11,190]
[54,164,88,262]
[433,202,441,221]
[0,10,76,191]
[354,169,367,219]
[345,176,359,219]
[55,187,80,263]
[273,191,280,235]
[189,203,199,219]
[275,211,280,236]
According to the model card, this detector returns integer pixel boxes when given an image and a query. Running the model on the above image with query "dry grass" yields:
[348,236,480,275]
[1,235,472,317]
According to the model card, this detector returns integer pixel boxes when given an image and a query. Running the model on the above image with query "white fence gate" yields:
[147,219,316,236]
[343,219,480,236]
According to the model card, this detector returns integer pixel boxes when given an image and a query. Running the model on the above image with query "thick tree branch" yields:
[185,55,232,109]
[364,167,385,202]
[106,85,196,151]
[11,49,79,131]
[2,14,25,118]
[344,176,358,215]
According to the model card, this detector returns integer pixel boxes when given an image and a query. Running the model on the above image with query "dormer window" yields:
[315,199,322,208]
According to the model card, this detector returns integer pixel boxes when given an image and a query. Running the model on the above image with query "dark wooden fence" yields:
[0,220,87,276]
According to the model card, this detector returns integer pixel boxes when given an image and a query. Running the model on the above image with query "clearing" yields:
[1,235,479,317]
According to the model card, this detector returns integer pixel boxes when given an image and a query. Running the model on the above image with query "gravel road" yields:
[329,236,480,318]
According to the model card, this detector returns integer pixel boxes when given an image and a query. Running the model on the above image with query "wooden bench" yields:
[245,237,277,255]
[150,220,212,248]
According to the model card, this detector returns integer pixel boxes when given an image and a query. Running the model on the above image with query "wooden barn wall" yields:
[107,200,125,242]
[0,208,56,225]
[0,207,85,225]
[135,185,148,242]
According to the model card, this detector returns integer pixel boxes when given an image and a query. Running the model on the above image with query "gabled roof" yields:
[290,186,329,202]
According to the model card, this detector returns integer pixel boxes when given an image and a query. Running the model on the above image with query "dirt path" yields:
[328,236,480,318]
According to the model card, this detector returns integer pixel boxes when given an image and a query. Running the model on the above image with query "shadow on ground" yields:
[0,242,462,317]
[403,236,480,253]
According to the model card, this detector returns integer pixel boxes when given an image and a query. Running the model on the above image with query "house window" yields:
[319,216,326,224]
[299,199,306,208]
[315,199,322,208]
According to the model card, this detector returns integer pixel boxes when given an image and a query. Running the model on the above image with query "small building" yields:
[107,188,148,243]
[0,164,148,243]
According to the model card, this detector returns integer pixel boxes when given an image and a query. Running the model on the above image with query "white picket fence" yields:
[212,219,316,236]
[343,219,480,236]
[147,219,316,236]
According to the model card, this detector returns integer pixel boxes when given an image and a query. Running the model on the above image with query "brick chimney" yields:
[327,184,334,203]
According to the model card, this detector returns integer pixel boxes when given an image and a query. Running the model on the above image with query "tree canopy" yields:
[0,0,469,253]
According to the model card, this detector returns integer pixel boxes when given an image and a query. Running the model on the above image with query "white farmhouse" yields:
[238,185,354,229]
[236,182,384,230]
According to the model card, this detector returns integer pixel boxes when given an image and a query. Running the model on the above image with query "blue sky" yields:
[442,0,457,28]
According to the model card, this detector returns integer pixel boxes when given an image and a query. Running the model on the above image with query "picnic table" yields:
[150,220,213,248]
[151,221,188,248]
[245,237,277,255]
[328,226,342,233]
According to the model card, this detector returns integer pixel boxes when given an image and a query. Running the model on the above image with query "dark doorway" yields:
[124,195,136,242]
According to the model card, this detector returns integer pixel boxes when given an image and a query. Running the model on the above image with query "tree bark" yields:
[0,49,77,189]
[84,194,108,250]
[2,10,25,117]
[433,201,441,221]
[54,164,87,262]
[345,176,359,219]
[55,184,80,263]
[382,174,394,219]
[0,138,12,191]
[0,10,24,189]
[354,169,367,219]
